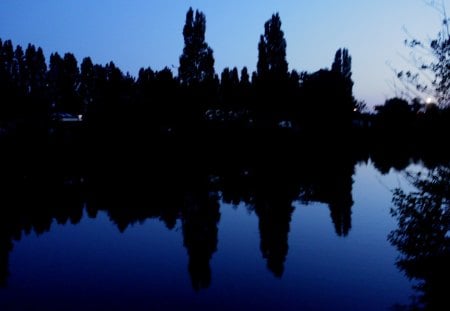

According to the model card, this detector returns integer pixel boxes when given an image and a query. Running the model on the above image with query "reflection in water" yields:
[182,190,220,291]
[255,199,293,277]
[0,139,360,290]
[0,137,448,306]
[389,165,450,311]
[0,169,86,288]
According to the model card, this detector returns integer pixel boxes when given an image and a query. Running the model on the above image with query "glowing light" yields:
[426,97,433,104]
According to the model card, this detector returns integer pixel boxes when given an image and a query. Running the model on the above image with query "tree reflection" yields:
[389,165,450,311]
[0,140,362,288]
[255,201,293,277]
[182,190,220,291]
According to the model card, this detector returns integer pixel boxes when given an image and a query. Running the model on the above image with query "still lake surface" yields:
[0,161,428,310]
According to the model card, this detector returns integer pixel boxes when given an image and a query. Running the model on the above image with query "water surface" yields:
[0,161,433,310]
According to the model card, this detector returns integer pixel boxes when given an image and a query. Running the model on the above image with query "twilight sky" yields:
[0,0,446,108]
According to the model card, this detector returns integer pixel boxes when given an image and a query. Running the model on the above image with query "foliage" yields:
[0,8,363,136]
[178,7,215,86]
[396,0,450,107]
[256,13,288,81]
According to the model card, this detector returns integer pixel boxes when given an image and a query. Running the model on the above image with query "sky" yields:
[0,0,446,108]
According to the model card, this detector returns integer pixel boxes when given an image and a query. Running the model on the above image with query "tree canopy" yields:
[396,1,450,107]
[256,13,288,81]
[178,7,215,86]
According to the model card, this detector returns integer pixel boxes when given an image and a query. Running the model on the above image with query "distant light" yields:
[78,114,83,121]
[353,108,358,112]
[426,97,434,104]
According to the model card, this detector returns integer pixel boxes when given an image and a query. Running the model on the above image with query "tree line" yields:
[1,7,449,146]
[0,8,357,142]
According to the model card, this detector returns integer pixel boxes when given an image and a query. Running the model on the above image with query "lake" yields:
[0,150,447,310]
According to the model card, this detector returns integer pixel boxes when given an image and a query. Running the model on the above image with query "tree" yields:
[80,57,94,111]
[300,49,355,133]
[48,52,64,110]
[397,0,450,107]
[13,45,26,98]
[178,7,215,86]
[62,53,80,108]
[0,40,15,103]
[256,13,288,81]
[240,67,250,86]
[331,49,342,74]
[254,13,289,126]
[0,40,15,120]
[48,52,81,114]
[374,97,415,133]
[331,48,354,102]
[332,48,352,81]
[23,44,48,120]
[24,45,47,97]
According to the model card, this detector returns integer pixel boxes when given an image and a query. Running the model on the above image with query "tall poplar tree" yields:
[179,7,215,86]
[256,13,288,81]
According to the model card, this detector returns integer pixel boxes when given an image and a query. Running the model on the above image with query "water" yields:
[0,160,439,310]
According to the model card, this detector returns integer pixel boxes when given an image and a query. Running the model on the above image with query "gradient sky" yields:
[0,0,446,108]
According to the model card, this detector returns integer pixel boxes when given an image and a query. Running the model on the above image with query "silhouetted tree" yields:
[79,57,95,116]
[47,52,64,108]
[396,1,450,107]
[218,67,242,121]
[255,13,289,126]
[24,44,47,97]
[13,45,26,99]
[331,48,353,103]
[178,7,215,86]
[298,48,355,134]
[177,8,217,128]
[238,66,252,121]
[134,66,179,134]
[22,44,48,123]
[256,13,288,81]
[240,67,250,86]
[0,40,14,121]
[47,52,82,115]
[374,97,415,134]
[62,53,81,114]
[83,61,135,140]
[0,40,50,138]
[153,67,179,130]
[332,48,352,80]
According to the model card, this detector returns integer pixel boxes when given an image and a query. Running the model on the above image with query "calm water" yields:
[0,161,436,310]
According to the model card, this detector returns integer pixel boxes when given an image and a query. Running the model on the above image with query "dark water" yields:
[0,160,432,311]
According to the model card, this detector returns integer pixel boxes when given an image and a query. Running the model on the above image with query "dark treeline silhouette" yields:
[389,165,450,311]
[1,6,450,298]
[371,97,450,142]
[2,8,449,147]
[0,8,358,145]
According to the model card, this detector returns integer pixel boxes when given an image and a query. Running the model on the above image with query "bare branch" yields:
[394,0,450,107]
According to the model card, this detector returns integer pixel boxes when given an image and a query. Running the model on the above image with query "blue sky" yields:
[0,0,446,108]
